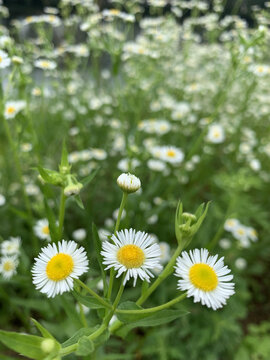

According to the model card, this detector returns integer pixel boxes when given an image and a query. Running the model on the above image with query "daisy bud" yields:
[63,175,83,197]
[64,182,83,197]
[182,212,197,223]
[117,173,141,194]
[41,339,56,353]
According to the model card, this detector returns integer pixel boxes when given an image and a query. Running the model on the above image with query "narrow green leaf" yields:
[62,327,98,348]
[116,309,188,338]
[92,223,108,294]
[38,166,54,183]
[75,336,94,356]
[74,194,84,209]
[31,318,55,340]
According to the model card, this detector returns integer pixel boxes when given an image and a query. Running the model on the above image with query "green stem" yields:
[114,192,128,234]
[106,192,128,300]
[78,302,87,328]
[58,188,66,241]
[116,292,187,316]
[75,279,112,309]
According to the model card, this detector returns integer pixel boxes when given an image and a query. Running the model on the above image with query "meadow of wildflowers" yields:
[0,0,270,359]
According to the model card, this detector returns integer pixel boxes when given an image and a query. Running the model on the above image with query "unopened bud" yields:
[117,173,141,194]
[182,212,197,223]
[64,182,83,196]
[41,338,55,353]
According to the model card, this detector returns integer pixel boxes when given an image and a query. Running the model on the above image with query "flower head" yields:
[34,59,57,70]
[4,100,26,119]
[32,240,89,298]
[34,219,51,241]
[0,256,18,279]
[0,50,10,69]
[1,237,21,256]
[117,173,141,193]
[101,229,162,286]
[174,249,235,310]
[206,123,225,144]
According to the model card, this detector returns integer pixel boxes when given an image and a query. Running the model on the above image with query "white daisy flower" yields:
[224,218,240,232]
[101,229,162,286]
[72,228,87,241]
[1,237,21,256]
[0,256,19,279]
[155,146,184,164]
[0,194,6,206]
[246,227,258,242]
[4,100,26,119]
[34,219,51,241]
[32,240,89,298]
[232,224,249,244]
[0,50,11,69]
[206,123,225,144]
[34,59,57,70]
[174,249,235,310]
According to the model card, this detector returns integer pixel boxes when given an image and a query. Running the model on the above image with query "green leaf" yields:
[116,309,188,338]
[0,330,49,359]
[31,318,55,340]
[81,167,100,187]
[75,336,94,356]
[92,223,108,294]
[74,194,84,209]
[73,290,107,309]
[116,301,146,323]
[191,201,211,234]
[62,327,98,348]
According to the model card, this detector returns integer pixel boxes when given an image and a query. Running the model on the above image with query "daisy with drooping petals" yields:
[101,229,162,286]
[174,249,235,310]
[32,240,89,298]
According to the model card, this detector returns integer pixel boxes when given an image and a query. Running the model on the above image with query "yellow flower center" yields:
[189,263,218,292]
[167,150,176,157]
[46,253,74,281]
[42,225,50,235]
[237,229,245,235]
[213,130,220,138]
[110,9,120,15]
[7,106,15,114]
[0,56,2,63]
[3,261,14,272]
[40,61,50,68]
[117,244,145,269]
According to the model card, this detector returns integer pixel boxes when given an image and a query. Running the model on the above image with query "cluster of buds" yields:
[175,201,210,248]
[37,143,84,198]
